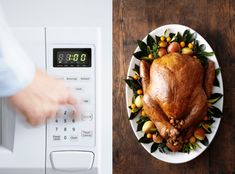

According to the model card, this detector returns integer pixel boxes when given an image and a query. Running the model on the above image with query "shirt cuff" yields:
[0,26,36,97]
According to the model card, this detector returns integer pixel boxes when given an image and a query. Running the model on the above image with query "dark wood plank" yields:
[206,1,235,174]
[113,0,235,173]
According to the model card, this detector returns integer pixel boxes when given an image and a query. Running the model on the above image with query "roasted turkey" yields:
[140,52,215,151]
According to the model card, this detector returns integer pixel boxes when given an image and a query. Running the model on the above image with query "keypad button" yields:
[64,136,67,140]
[70,135,79,141]
[66,77,78,81]
[81,130,93,137]
[64,127,67,132]
[80,77,90,81]
[74,87,83,92]
[81,98,90,105]
[53,135,61,141]
[81,113,93,121]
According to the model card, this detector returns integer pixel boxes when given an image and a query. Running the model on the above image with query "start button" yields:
[50,151,94,171]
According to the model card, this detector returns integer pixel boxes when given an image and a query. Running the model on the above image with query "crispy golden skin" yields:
[140,53,215,152]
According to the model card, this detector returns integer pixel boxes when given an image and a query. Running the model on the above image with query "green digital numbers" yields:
[80,54,87,62]
[73,54,79,61]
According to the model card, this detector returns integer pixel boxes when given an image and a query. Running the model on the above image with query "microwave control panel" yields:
[47,45,96,148]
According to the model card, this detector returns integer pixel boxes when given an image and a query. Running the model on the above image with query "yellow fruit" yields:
[135,95,143,108]
[159,41,167,48]
[160,36,165,41]
[131,103,136,109]
[142,121,155,133]
[148,53,153,59]
[188,43,194,49]
[137,89,143,95]
[180,41,185,48]
[141,110,146,116]
[133,74,138,80]
[181,47,193,55]
[131,108,135,113]
[166,37,171,42]
[189,136,196,143]
[147,133,152,139]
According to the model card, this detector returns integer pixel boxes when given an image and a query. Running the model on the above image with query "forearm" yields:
[0,7,35,97]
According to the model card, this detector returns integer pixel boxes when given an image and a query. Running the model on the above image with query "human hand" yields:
[9,68,77,125]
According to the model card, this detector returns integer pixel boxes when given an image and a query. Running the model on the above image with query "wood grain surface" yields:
[113,0,235,174]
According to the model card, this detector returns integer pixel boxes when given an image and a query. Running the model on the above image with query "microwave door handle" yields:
[0,98,15,152]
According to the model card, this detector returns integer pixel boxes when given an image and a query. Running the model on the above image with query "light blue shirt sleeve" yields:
[0,6,35,97]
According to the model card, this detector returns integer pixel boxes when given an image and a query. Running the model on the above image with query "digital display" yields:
[53,48,91,67]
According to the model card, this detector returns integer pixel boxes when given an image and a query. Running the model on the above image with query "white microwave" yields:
[0,1,112,174]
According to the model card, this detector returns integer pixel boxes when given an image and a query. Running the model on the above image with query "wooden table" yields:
[113,0,235,173]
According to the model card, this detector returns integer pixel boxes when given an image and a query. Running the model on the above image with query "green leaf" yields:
[202,124,212,134]
[169,33,175,38]
[147,35,155,48]
[153,52,157,58]
[136,116,150,131]
[129,108,141,120]
[196,54,209,66]
[183,29,190,38]
[151,143,159,153]
[208,93,223,104]
[140,56,155,61]
[200,136,209,146]
[214,76,220,87]
[138,135,153,144]
[152,43,159,52]
[132,94,138,103]
[137,123,143,131]
[147,46,151,54]
[149,128,157,134]
[133,64,140,75]
[164,29,169,36]
[137,40,147,51]
[202,51,214,57]
[194,142,201,149]
[199,44,206,51]
[207,106,223,118]
[205,127,212,134]
[171,32,181,42]
[189,32,197,43]
[182,144,190,153]
[136,116,149,124]
[215,68,221,76]
[193,40,200,52]
[129,112,138,120]
[133,51,148,59]
[124,79,142,93]
[203,118,215,125]
[182,30,196,43]
[155,35,161,44]
[189,143,194,150]
[158,142,169,153]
